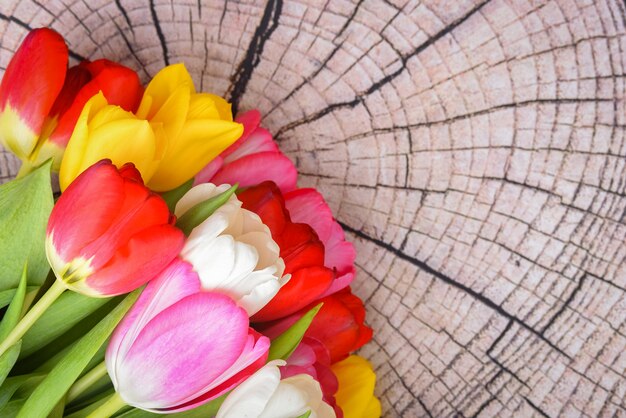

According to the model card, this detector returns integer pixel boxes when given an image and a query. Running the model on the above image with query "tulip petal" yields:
[47,160,124,261]
[148,119,243,191]
[81,224,184,296]
[116,292,249,409]
[211,152,297,194]
[216,360,284,418]
[0,28,68,158]
[187,93,221,120]
[253,266,333,322]
[259,374,335,418]
[107,258,201,388]
[331,356,378,418]
[218,109,261,158]
[223,127,279,163]
[137,63,194,120]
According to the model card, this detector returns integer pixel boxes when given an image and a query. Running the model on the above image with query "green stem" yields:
[67,361,108,403]
[0,280,65,356]
[87,392,126,418]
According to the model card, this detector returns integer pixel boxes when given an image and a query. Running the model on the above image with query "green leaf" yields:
[20,291,111,358]
[0,374,45,410]
[176,184,238,235]
[0,341,21,386]
[0,161,53,292]
[0,287,38,310]
[0,265,27,341]
[0,399,25,418]
[160,178,194,213]
[296,411,312,418]
[268,304,323,361]
[16,289,141,418]
[116,395,226,418]
[64,388,115,418]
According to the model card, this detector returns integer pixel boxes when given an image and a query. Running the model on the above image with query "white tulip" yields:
[177,183,289,316]
[217,361,336,418]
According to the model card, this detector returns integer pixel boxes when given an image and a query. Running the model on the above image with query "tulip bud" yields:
[46,160,184,296]
[0,28,67,159]
[106,258,269,412]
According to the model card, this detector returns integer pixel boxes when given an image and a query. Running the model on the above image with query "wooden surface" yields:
[1,1,626,416]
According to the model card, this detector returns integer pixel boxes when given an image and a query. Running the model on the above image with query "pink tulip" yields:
[106,258,270,413]
[194,109,297,193]
[284,188,356,297]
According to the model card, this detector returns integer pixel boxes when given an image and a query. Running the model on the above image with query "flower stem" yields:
[0,280,66,356]
[67,361,108,403]
[87,392,126,418]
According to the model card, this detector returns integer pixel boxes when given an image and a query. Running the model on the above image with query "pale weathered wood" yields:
[1,0,626,416]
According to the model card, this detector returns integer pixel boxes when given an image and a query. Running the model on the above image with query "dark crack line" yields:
[540,274,587,334]
[470,396,496,418]
[0,12,87,61]
[274,0,492,138]
[115,0,135,36]
[339,222,571,359]
[149,0,169,65]
[266,0,365,115]
[524,397,552,418]
[227,0,283,115]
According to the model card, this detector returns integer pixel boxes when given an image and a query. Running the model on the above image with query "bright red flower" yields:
[262,287,373,363]
[284,188,356,298]
[0,28,68,159]
[238,182,334,322]
[46,160,185,297]
[195,109,297,193]
[0,28,143,169]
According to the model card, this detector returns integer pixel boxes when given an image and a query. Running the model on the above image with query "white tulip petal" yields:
[216,361,285,418]
[259,374,336,418]
[175,183,234,216]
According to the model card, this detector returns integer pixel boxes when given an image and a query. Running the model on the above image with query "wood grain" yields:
[1,1,625,416]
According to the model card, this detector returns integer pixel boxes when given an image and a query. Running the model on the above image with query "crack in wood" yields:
[149,0,169,66]
[227,0,283,115]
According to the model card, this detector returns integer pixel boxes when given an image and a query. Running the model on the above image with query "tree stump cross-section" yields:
[1,0,625,416]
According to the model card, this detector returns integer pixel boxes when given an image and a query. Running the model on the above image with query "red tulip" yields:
[46,160,185,297]
[0,28,144,169]
[238,182,334,322]
[0,28,67,159]
[284,188,356,297]
[31,58,143,169]
[195,109,297,192]
[262,287,373,363]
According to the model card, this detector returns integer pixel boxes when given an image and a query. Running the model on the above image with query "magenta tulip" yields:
[106,258,270,413]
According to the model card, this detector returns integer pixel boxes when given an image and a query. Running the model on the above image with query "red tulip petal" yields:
[252,266,334,322]
[193,155,223,185]
[239,181,289,236]
[84,224,184,296]
[47,160,124,262]
[211,152,297,194]
[47,65,92,119]
[277,222,326,272]
[0,28,68,133]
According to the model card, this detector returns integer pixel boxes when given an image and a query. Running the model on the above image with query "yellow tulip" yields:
[59,92,159,190]
[331,355,382,418]
[60,63,243,191]
[136,63,242,191]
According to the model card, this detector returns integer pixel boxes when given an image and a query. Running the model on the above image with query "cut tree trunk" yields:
[1,1,625,417]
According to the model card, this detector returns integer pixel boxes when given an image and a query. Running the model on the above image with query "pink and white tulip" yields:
[106,258,269,413]
[195,110,297,193]
[216,360,336,418]
[177,183,288,316]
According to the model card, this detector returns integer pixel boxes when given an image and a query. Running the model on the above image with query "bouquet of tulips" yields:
[0,28,380,418]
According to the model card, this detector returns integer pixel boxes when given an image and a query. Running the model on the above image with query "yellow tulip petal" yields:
[151,85,190,143]
[363,396,382,418]
[59,92,109,190]
[81,119,157,183]
[135,93,153,120]
[147,119,243,191]
[187,94,221,120]
[88,104,137,131]
[332,355,379,418]
[202,93,233,121]
[142,63,194,119]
